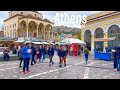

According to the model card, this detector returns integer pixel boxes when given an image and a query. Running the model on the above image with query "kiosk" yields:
[94,37,116,61]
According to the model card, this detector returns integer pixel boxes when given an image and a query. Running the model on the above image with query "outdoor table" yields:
[94,51,112,61]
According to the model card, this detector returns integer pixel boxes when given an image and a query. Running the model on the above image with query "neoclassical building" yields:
[81,11,120,51]
[4,11,56,40]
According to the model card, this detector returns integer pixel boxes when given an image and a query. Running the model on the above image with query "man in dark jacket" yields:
[42,45,47,62]
[48,44,54,66]
[31,45,36,65]
[115,47,120,71]
[3,48,9,61]
[18,46,23,68]
[111,48,117,69]
[57,45,62,64]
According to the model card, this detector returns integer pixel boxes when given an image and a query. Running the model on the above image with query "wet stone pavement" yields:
[0,53,120,79]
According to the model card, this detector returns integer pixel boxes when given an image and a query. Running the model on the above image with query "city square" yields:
[0,11,120,79]
[0,52,120,79]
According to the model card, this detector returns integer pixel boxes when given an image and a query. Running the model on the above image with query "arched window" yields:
[21,12,23,15]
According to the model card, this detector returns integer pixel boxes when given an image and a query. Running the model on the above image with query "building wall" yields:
[4,16,19,38]
[81,11,120,51]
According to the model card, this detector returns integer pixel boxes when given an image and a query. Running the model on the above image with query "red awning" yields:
[94,37,116,42]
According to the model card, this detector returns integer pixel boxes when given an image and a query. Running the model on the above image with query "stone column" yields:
[36,24,38,38]
[27,25,28,37]
[91,34,94,52]
[12,30,13,38]
[104,32,108,48]
[44,29,46,40]
[9,29,10,37]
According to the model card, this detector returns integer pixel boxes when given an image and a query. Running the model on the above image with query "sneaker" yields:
[19,66,22,68]
[31,63,34,65]
[59,65,62,67]
[64,64,66,67]
[52,62,54,65]
[49,64,51,66]
[26,70,31,73]
[22,71,26,74]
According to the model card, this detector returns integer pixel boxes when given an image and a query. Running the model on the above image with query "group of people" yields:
[17,43,68,74]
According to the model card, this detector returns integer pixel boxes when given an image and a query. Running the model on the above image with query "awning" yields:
[94,37,116,42]
[60,38,86,45]
[32,42,43,44]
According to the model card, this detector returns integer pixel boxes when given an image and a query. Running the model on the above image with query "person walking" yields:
[31,44,36,65]
[48,44,54,66]
[18,46,23,68]
[84,47,89,63]
[116,47,120,71]
[3,48,10,61]
[57,45,62,64]
[37,45,42,62]
[42,45,47,62]
[22,43,31,74]
[111,48,117,69]
[60,46,67,67]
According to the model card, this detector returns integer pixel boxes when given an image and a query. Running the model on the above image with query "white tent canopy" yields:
[42,42,49,44]
[32,42,43,44]
[60,38,86,45]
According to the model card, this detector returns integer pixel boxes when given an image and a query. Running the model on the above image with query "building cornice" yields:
[87,11,120,22]
[19,17,54,24]
[4,14,23,22]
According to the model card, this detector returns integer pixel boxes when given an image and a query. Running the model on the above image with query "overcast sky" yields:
[0,11,102,29]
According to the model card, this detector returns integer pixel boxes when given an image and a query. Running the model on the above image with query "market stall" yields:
[94,37,116,61]
[59,38,86,56]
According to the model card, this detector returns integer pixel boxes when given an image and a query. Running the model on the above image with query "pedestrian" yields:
[48,44,54,66]
[115,47,120,71]
[31,44,36,65]
[84,47,89,63]
[37,45,42,62]
[42,45,47,62]
[111,49,117,69]
[3,48,10,61]
[60,46,67,67]
[57,45,62,64]
[18,46,23,68]
[22,43,31,74]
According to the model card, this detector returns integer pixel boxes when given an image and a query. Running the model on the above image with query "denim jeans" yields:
[42,54,46,61]
[117,59,120,70]
[23,58,30,72]
[85,54,88,61]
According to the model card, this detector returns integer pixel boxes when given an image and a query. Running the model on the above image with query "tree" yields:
[75,31,81,40]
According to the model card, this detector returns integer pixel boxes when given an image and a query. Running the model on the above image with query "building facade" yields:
[81,11,120,51]
[4,11,55,40]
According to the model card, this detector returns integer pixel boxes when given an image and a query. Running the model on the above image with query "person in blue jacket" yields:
[22,43,31,74]
[57,45,62,64]
[60,46,67,67]
[48,44,54,66]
